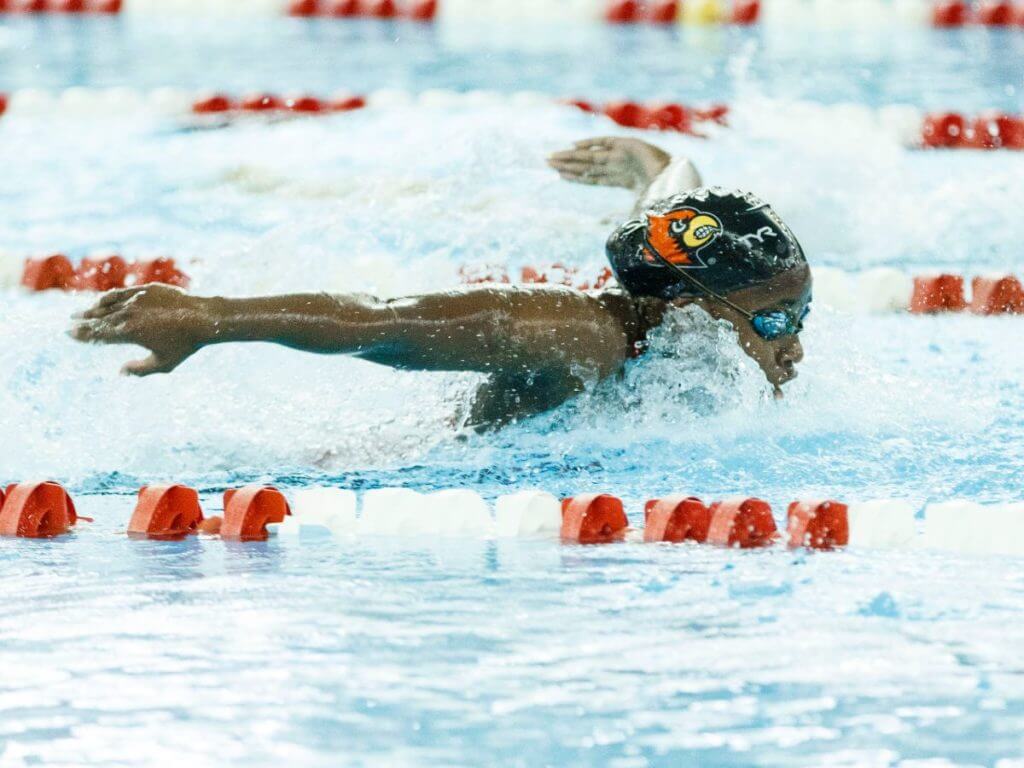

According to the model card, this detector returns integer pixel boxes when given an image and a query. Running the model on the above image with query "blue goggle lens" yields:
[752,312,790,340]
[752,305,809,340]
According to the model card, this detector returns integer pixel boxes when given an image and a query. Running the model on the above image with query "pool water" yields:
[2,16,1024,767]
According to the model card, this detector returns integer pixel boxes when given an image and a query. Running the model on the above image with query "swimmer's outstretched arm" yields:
[71,285,635,420]
[547,137,700,214]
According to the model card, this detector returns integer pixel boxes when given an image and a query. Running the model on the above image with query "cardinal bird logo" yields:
[642,207,723,268]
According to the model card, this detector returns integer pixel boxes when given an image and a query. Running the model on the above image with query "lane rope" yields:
[2,481,1018,557]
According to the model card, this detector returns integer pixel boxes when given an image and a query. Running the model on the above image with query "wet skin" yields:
[69,136,809,429]
[70,266,810,429]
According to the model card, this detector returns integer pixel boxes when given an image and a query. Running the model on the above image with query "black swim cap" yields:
[606,188,807,300]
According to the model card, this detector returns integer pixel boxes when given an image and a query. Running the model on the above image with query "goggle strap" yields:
[648,249,755,320]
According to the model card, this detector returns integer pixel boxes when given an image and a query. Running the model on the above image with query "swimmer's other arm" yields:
[71,284,635,428]
[547,137,700,215]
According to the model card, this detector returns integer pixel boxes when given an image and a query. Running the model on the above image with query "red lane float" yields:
[644,102,693,132]
[786,500,849,550]
[565,98,726,134]
[21,254,76,291]
[921,112,967,148]
[285,95,324,113]
[241,93,284,111]
[604,0,641,23]
[969,113,1024,149]
[910,274,967,313]
[191,92,367,119]
[976,0,1014,25]
[970,276,1024,315]
[0,482,79,538]
[221,485,291,541]
[643,496,711,543]
[288,0,436,20]
[593,99,721,135]
[367,0,398,18]
[647,0,678,24]
[288,0,318,15]
[921,112,1024,150]
[20,256,190,293]
[331,95,367,111]
[331,0,364,16]
[74,254,127,292]
[192,93,235,114]
[603,0,757,25]
[561,494,629,544]
[603,100,646,129]
[0,0,121,12]
[128,485,204,539]
[127,257,190,289]
[408,0,436,21]
[932,0,969,26]
[706,498,778,548]
[732,0,760,24]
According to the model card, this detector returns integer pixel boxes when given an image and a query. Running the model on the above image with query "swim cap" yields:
[606,188,807,300]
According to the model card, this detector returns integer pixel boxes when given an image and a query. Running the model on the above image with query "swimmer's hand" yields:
[70,285,209,376]
[547,137,671,191]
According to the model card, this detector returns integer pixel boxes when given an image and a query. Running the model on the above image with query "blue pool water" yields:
[2,16,1024,767]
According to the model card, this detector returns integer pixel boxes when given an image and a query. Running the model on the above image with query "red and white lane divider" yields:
[3,0,1020,27]
[6,252,1020,320]
[0,0,121,14]
[4,253,190,292]
[284,0,756,23]
[11,481,1024,557]
[190,92,367,117]
[0,482,89,538]
[932,0,1024,26]
[2,87,1022,154]
[283,0,1024,28]
[602,0,760,24]
[286,0,437,19]
[921,111,1024,149]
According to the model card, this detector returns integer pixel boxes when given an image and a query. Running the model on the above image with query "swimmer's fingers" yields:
[70,317,194,375]
[547,159,613,179]
[572,137,622,150]
[68,315,133,345]
[548,149,611,166]
[549,157,629,187]
[72,287,150,320]
[121,352,186,377]
[75,300,127,320]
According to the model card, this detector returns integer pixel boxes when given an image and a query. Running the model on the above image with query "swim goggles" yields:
[648,249,810,341]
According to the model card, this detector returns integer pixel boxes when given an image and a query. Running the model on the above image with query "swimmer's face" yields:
[679,266,811,394]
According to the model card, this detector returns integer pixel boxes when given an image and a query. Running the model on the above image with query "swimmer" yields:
[70,137,810,429]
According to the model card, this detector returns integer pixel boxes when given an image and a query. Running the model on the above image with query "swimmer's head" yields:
[607,188,811,390]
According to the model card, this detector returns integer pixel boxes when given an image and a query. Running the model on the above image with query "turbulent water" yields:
[1,16,1024,767]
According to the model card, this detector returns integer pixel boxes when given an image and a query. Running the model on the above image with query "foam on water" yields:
[4,32,1024,764]
[1,98,1022,499]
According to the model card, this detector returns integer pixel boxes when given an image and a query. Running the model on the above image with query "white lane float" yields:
[6,481,1024,559]
[0,84,1019,155]
[855,267,915,314]
[275,487,358,537]
[495,491,562,537]
[425,489,495,536]
[845,500,917,549]
[922,501,1024,556]
[0,250,24,290]
[357,488,425,535]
